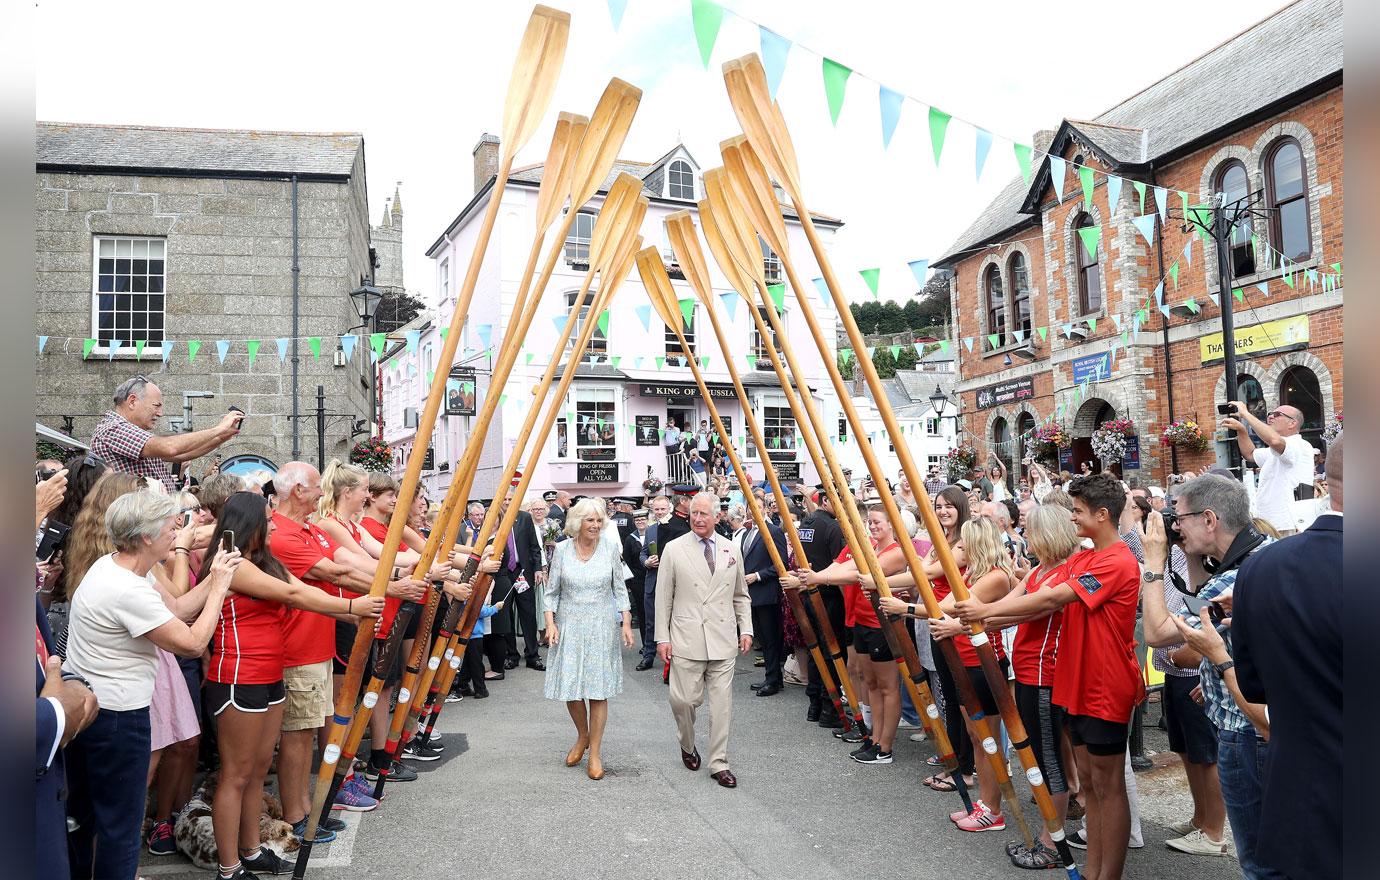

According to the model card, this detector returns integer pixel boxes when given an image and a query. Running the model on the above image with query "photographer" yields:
[1137,475,1277,877]
[1218,401,1314,534]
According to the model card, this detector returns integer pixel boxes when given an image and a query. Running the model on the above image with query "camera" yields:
[1160,509,1182,544]
[1216,403,1235,415]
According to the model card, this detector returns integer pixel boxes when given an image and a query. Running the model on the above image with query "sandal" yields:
[924,774,958,792]
[925,755,944,767]
[1011,841,1059,870]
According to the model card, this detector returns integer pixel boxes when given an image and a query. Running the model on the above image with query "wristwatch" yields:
[1142,571,1164,583]
[1213,659,1235,677]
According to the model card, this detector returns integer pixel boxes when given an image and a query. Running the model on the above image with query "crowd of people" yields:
[34,378,1341,880]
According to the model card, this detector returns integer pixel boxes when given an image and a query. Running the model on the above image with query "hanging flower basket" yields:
[945,444,978,483]
[1031,421,1071,462]
[1090,426,1128,464]
[349,437,394,472]
[1099,418,1136,436]
[1323,412,1342,444]
[1160,420,1210,452]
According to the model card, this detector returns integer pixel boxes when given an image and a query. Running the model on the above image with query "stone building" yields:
[34,122,386,477]
[934,0,1342,484]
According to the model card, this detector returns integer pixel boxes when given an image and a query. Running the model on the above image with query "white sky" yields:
[36,0,1290,307]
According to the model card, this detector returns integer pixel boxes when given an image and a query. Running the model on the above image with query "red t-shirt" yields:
[841,541,898,630]
[1052,541,1144,722]
[1011,562,1069,687]
[209,590,287,685]
[951,567,1008,668]
[359,517,405,636]
[270,511,343,668]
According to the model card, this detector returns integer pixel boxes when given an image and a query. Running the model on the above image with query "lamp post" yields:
[928,384,962,450]
[349,284,384,437]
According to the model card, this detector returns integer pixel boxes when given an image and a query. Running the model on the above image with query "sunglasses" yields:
[1266,410,1298,422]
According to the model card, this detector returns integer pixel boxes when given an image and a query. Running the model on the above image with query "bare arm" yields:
[144,554,239,658]
[141,413,241,464]
[955,581,1077,626]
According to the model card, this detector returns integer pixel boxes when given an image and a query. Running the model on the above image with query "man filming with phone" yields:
[91,376,242,493]
[1218,400,1314,535]
[1136,474,1276,876]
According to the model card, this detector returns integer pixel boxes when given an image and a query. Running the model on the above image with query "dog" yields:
[171,772,300,869]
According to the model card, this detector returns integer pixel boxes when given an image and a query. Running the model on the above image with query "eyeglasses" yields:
[1266,410,1298,422]
[1176,509,1211,522]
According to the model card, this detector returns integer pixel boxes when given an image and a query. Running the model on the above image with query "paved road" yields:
[143,650,1242,879]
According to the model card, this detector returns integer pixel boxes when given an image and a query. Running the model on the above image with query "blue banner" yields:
[1071,351,1111,385]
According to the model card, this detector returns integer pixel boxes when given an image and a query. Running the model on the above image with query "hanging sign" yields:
[975,376,1034,410]
[634,415,661,446]
[1122,435,1141,469]
[446,367,477,416]
[576,461,620,483]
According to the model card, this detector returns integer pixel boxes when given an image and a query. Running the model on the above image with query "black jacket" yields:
[739,521,788,606]
[492,509,542,592]
[623,529,648,585]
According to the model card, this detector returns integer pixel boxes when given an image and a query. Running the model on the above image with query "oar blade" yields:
[501,5,571,159]
[534,112,589,232]
[665,210,714,302]
[587,173,645,273]
[702,167,767,292]
[722,54,801,197]
[635,246,679,328]
[721,136,791,259]
[696,200,752,304]
[570,78,643,208]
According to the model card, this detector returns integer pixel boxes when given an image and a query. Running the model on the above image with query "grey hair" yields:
[563,497,606,539]
[690,491,719,513]
[467,501,486,514]
[105,490,179,552]
[113,376,153,407]
[1175,474,1251,533]
[273,461,317,496]
[727,503,746,522]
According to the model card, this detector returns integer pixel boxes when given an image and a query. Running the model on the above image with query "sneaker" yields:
[896,719,923,730]
[445,692,463,703]
[332,778,379,812]
[1066,829,1088,850]
[289,818,336,845]
[428,733,443,746]
[956,803,1006,832]
[851,747,894,765]
[1165,829,1229,857]
[1010,840,1061,870]
[950,806,976,824]
[321,815,347,833]
[835,729,867,743]
[1169,818,1199,836]
[403,742,442,762]
[241,846,293,875]
[216,865,260,880]
[366,759,418,782]
[908,731,928,742]
[146,818,176,855]
[849,742,877,759]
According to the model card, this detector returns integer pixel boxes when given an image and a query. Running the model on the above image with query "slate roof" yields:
[867,369,953,419]
[36,122,363,179]
[935,0,1342,267]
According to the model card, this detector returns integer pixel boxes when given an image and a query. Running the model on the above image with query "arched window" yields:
[1237,374,1266,422]
[1016,411,1035,475]
[1266,138,1311,262]
[1008,252,1032,337]
[992,417,1011,478]
[1214,160,1255,277]
[668,160,695,200]
[984,264,1006,344]
[1279,366,1323,449]
[1074,212,1102,316]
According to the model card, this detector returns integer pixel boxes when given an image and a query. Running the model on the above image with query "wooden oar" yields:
[726,57,1082,868]
[292,9,568,873]
[698,167,970,804]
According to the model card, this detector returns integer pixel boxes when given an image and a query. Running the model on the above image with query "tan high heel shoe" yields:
[565,739,588,767]
[587,755,605,780]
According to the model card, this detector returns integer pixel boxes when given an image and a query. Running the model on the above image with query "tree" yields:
[915,276,952,327]
[837,350,855,380]
[374,289,426,335]
[871,345,898,379]
[894,343,919,371]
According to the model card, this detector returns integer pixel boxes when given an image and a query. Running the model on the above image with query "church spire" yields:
[390,181,403,230]
[379,198,392,229]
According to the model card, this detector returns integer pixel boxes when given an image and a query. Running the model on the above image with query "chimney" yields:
[1033,129,1057,158]
[472,133,500,195]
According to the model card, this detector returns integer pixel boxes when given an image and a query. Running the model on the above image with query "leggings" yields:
[932,641,975,776]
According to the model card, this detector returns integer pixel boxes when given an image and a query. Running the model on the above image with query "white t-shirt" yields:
[1252,434,1316,531]
[63,553,174,711]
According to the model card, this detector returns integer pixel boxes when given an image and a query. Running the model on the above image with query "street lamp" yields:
[929,385,949,417]
[349,284,385,439]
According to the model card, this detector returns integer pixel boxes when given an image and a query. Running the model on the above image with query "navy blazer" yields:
[639,522,661,595]
[1233,513,1342,880]
[35,595,69,880]
[740,521,787,606]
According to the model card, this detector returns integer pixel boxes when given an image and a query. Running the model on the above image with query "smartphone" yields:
[1180,592,1226,624]
[37,520,71,562]
[221,530,235,553]
[1216,403,1235,415]
[228,405,245,428]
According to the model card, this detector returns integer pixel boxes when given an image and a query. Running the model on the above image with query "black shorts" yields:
[1162,674,1218,764]
[176,654,203,720]
[334,619,358,674]
[852,625,893,662]
[401,600,422,640]
[1067,713,1130,757]
[204,680,286,716]
[1014,682,1067,794]
[964,659,1010,717]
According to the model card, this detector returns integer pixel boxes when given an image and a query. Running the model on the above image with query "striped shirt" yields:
[89,410,176,492]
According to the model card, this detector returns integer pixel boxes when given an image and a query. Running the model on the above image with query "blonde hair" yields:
[317,459,368,521]
[1025,504,1081,567]
[64,472,143,594]
[563,497,607,539]
[959,516,1014,582]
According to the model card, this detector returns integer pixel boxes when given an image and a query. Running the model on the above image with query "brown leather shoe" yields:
[681,749,701,771]
[711,769,737,788]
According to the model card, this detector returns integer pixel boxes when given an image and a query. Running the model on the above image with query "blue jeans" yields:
[898,676,921,726]
[1217,728,1287,880]
[66,706,152,880]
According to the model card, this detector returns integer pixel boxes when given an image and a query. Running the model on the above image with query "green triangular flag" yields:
[1282,272,1294,289]
[596,310,610,337]
[987,333,999,349]
[889,344,901,359]
[134,339,146,359]
[499,394,509,405]
[1087,317,1097,332]
[699,356,710,369]
[188,339,203,363]
[370,333,386,360]
[610,355,622,368]
[1133,180,1147,213]
[746,354,758,369]
[1169,261,1180,288]
[678,298,695,326]
[928,107,951,165]
[655,356,665,370]
[1331,262,1341,273]
[82,338,97,359]
[245,340,260,368]
[1078,165,1094,209]
[859,268,880,297]
[1232,288,1244,303]
[1077,224,1102,261]
[690,0,724,68]
[427,371,435,385]
[822,57,852,125]
[439,327,448,341]
[767,283,785,314]
[839,349,851,365]
[525,352,534,365]
[1036,326,1048,341]
[1013,143,1032,184]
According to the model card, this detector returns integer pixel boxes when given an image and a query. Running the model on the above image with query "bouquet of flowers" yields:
[945,444,978,483]
[1323,411,1342,444]
[349,437,394,472]
[1160,419,1210,452]
[537,517,562,551]
[1090,425,1128,463]
[1031,422,1071,461]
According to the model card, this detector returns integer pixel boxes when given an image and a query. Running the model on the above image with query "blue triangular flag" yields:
[759,26,791,100]
[606,0,627,29]
[1048,156,1066,203]
[1154,186,1168,220]
[553,315,566,334]
[1160,304,1171,319]
[161,340,173,363]
[1256,282,1269,298]
[107,339,121,361]
[216,340,230,363]
[477,324,492,350]
[1209,293,1220,307]
[405,329,420,352]
[634,304,652,332]
[974,127,993,181]
[1182,237,1193,265]
[37,335,48,354]
[340,334,357,363]
[1154,281,1164,307]
[908,259,929,288]
[719,291,739,321]
[1061,323,1073,337]
[878,85,904,149]
[962,337,974,352]
[634,356,644,369]
[812,277,830,301]
[1106,175,1123,213]
[276,338,289,361]
[1132,214,1157,248]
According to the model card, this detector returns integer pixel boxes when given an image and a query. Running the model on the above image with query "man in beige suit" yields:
[656,492,753,788]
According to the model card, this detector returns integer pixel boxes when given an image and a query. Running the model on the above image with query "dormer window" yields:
[668,160,694,200]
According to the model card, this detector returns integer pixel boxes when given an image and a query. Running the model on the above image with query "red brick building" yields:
[934,0,1342,484]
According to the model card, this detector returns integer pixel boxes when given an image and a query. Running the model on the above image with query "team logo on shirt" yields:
[1076,573,1102,594]
[799,528,815,541]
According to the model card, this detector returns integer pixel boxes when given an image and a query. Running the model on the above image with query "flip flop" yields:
[925,774,958,792]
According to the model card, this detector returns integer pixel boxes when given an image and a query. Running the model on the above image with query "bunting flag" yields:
[859,268,880,297]
[690,0,724,68]
[216,340,230,363]
[1169,260,1180,288]
[1160,304,1171,319]
[1078,165,1094,209]
[838,349,851,365]
[767,283,786,314]
[526,352,535,365]
[699,356,710,369]
[1111,314,1122,331]
[607,0,627,29]
[1132,214,1157,248]
[889,344,901,359]
[878,85,903,148]
[107,339,122,361]
[1153,186,1168,220]
[1106,175,1123,213]
[552,316,566,335]
[1036,326,1048,341]
[987,333,999,349]
[1182,236,1194,266]
[655,356,666,370]
[634,303,652,331]
[596,311,610,337]
[476,324,493,350]
[747,354,758,369]
[1077,224,1103,261]
[245,340,260,368]
[719,290,739,320]
[1048,156,1066,203]
[1256,281,1269,298]
[188,339,203,363]
[161,340,173,363]
[135,340,149,360]
[37,335,48,354]
[1013,143,1033,184]
[634,355,645,369]
[812,277,830,301]
[1133,180,1147,213]
[962,337,974,352]
[340,334,357,363]
[822,58,852,126]
[927,107,951,165]
[308,337,322,360]
[370,333,386,362]
[907,258,929,288]
[759,26,791,99]
[1087,317,1097,333]
[1154,281,1164,307]
[79,338,97,359]
[677,298,695,326]
[274,338,288,361]
[1209,293,1220,307]
[974,127,993,181]
[405,329,420,352]
[439,327,448,341]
